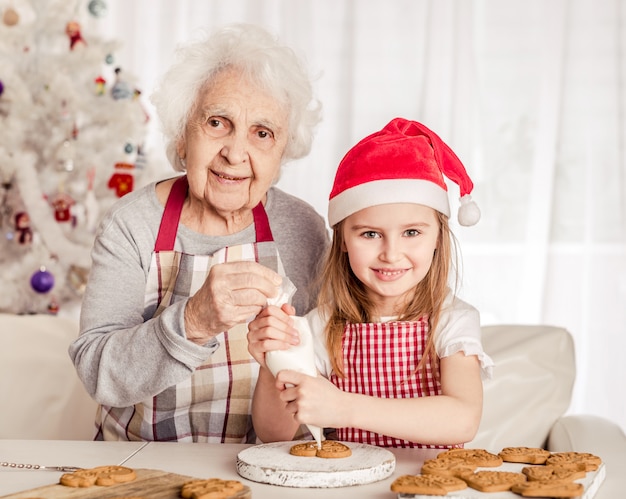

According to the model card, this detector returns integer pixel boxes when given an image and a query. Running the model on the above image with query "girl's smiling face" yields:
[342,202,440,317]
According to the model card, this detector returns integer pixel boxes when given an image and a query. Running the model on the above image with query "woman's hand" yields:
[247,303,299,366]
[184,261,283,345]
[275,370,347,429]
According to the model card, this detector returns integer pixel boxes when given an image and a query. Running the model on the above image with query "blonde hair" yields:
[317,211,459,381]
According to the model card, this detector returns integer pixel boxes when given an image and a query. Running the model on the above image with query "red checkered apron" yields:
[98,175,284,442]
[329,319,457,448]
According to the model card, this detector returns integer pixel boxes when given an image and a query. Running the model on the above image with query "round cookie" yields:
[316,440,352,458]
[289,441,320,457]
[289,439,352,458]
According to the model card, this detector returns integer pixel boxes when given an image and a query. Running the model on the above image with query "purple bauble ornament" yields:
[30,268,55,293]
[0,79,4,96]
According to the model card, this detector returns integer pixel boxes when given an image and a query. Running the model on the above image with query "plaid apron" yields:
[330,319,458,449]
[98,175,284,442]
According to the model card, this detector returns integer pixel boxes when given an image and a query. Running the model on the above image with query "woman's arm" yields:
[69,211,212,407]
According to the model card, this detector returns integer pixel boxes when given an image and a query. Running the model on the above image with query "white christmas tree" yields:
[0,0,149,315]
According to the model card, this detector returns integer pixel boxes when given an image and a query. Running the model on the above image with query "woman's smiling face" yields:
[177,67,289,220]
[342,202,440,317]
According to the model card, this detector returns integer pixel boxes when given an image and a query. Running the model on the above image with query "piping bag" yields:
[264,277,323,449]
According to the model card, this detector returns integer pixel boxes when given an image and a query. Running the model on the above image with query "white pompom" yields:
[458,195,480,226]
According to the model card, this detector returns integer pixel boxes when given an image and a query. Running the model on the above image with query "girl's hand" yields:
[275,370,347,429]
[247,303,299,367]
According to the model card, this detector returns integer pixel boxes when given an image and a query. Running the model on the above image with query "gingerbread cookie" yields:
[289,441,320,457]
[522,464,586,483]
[421,457,477,477]
[316,440,352,458]
[59,465,136,487]
[391,474,467,495]
[437,448,503,467]
[181,478,246,499]
[463,470,527,492]
[546,451,602,471]
[512,480,584,498]
[499,446,551,464]
[59,469,99,488]
[289,440,352,458]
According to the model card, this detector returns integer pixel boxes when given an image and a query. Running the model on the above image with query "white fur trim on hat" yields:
[328,178,450,227]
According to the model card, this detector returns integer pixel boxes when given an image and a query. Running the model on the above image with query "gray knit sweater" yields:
[69,180,329,408]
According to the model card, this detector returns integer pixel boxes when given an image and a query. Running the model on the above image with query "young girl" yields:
[248,117,493,448]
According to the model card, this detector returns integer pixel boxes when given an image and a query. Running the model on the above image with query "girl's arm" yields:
[348,352,483,445]
[278,351,483,446]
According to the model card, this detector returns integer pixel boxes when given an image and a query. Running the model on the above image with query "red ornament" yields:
[108,162,135,197]
[50,192,75,222]
[66,21,86,50]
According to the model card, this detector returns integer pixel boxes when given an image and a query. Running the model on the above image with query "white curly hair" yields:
[150,23,322,172]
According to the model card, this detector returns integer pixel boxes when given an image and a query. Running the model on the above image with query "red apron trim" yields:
[154,175,273,250]
[154,175,188,251]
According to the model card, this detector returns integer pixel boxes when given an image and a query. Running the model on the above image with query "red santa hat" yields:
[328,117,480,227]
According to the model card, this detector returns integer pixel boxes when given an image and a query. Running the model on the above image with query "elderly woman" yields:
[69,23,329,443]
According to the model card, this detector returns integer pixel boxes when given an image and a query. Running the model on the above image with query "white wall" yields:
[84,0,625,432]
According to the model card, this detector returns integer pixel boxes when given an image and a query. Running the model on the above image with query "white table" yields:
[0,440,440,498]
[0,440,611,498]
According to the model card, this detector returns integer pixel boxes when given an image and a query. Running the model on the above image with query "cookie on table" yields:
[181,478,246,499]
[59,465,136,487]
[391,474,467,495]
[522,464,586,483]
[436,448,503,467]
[511,480,584,498]
[546,451,602,471]
[499,446,551,464]
[462,470,527,492]
[421,457,477,477]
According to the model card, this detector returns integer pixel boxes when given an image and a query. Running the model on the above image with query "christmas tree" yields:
[0,0,149,315]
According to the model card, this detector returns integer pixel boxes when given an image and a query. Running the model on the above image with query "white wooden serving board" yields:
[396,462,606,499]
[236,440,396,488]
